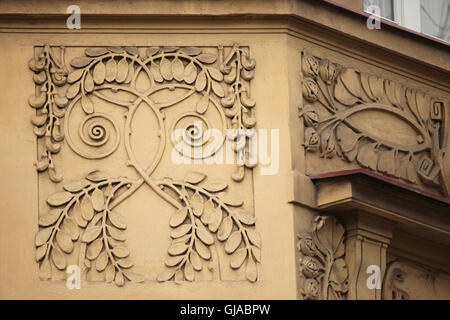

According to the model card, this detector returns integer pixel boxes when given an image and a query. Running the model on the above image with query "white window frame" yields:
[393,0,421,32]
[365,0,449,42]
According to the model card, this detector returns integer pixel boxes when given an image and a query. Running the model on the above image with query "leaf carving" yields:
[56,230,73,253]
[105,58,117,82]
[160,57,173,81]
[196,53,217,64]
[81,195,94,221]
[168,242,188,255]
[85,47,109,57]
[195,238,211,260]
[68,69,84,84]
[196,226,214,245]
[112,246,130,258]
[171,224,191,238]
[71,57,93,68]
[165,255,184,267]
[157,270,175,282]
[86,238,103,260]
[91,188,105,212]
[116,57,129,83]
[217,216,233,241]
[202,180,228,192]
[96,251,109,271]
[108,211,127,229]
[172,57,184,81]
[82,225,101,243]
[196,94,209,114]
[356,143,378,171]
[184,62,197,84]
[377,150,397,177]
[225,231,242,253]
[184,171,206,184]
[105,264,115,283]
[211,80,225,97]
[246,256,258,282]
[86,169,109,182]
[246,229,261,248]
[81,95,94,114]
[36,244,47,262]
[190,252,203,271]
[63,179,89,193]
[207,207,222,233]
[35,227,52,246]
[84,72,94,92]
[150,62,163,82]
[184,261,194,281]
[219,192,243,207]
[39,258,52,280]
[169,207,188,227]
[180,47,202,56]
[191,192,204,217]
[62,217,79,240]
[334,77,359,106]
[237,210,255,225]
[51,246,66,270]
[207,67,223,82]
[195,71,207,92]
[47,192,73,206]
[38,209,61,227]
[230,248,247,269]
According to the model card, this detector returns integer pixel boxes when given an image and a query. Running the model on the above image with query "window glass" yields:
[364,0,394,21]
[420,0,450,42]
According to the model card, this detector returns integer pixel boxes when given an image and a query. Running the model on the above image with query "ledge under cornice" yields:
[0,0,449,75]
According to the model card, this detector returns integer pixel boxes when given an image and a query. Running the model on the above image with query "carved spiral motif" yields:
[68,112,120,159]
[79,115,110,147]
[170,111,224,159]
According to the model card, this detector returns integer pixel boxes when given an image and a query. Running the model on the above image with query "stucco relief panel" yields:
[29,44,261,286]
[299,51,449,198]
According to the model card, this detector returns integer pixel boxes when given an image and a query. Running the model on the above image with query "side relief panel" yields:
[297,216,349,300]
[299,51,449,197]
[382,260,450,300]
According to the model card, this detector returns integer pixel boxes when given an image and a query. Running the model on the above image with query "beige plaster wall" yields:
[0,0,449,300]
[0,20,304,299]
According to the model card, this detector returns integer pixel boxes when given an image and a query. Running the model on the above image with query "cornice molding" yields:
[0,0,449,73]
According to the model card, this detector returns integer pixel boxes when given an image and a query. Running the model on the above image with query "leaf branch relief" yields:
[156,171,260,283]
[29,45,69,182]
[297,216,348,300]
[31,45,260,286]
[299,51,449,197]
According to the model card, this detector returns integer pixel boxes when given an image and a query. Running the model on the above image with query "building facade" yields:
[0,0,449,299]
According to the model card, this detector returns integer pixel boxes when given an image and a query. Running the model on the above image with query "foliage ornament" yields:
[30,44,260,286]
[299,51,449,197]
[297,216,348,300]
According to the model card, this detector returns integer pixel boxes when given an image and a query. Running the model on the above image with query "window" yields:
[364,0,394,21]
[364,0,450,43]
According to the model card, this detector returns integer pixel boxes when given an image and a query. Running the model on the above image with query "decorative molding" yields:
[30,44,260,286]
[382,263,409,300]
[382,259,450,300]
[297,216,349,300]
[299,51,449,197]
[28,45,68,182]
